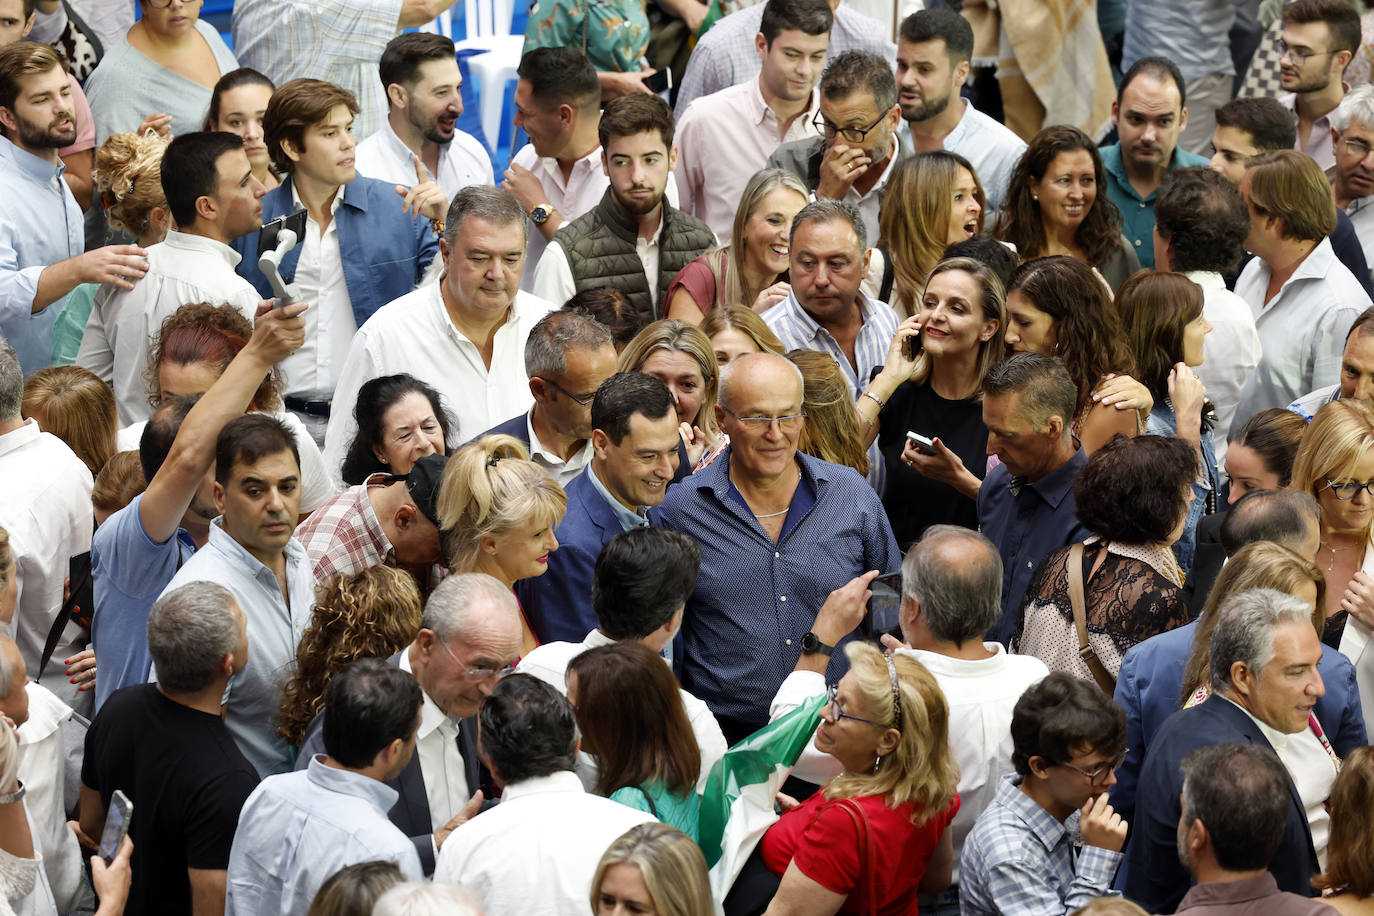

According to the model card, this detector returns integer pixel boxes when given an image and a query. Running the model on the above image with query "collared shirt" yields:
[76,229,261,425]
[0,420,92,713]
[1101,142,1211,269]
[231,0,403,140]
[433,770,657,916]
[1183,270,1261,459]
[397,649,468,834]
[159,519,314,778]
[294,475,394,585]
[1175,871,1341,916]
[226,755,422,916]
[843,139,901,242]
[1344,194,1374,281]
[511,144,609,291]
[283,183,354,399]
[355,119,494,201]
[17,682,79,913]
[1289,383,1342,421]
[1281,91,1340,172]
[0,136,85,374]
[1223,696,1337,868]
[655,449,900,726]
[1235,236,1371,424]
[534,217,667,312]
[323,284,555,487]
[587,462,649,531]
[936,100,1027,214]
[960,775,1124,915]
[527,413,593,488]
[674,78,821,239]
[977,445,1091,646]
[673,2,896,118]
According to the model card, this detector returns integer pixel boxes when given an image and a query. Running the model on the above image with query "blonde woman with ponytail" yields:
[436,435,568,654]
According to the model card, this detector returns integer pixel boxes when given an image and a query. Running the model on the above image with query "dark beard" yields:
[903,93,950,123]
[13,112,75,149]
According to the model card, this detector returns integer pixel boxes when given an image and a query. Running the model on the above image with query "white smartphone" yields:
[905,431,937,456]
[99,789,132,865]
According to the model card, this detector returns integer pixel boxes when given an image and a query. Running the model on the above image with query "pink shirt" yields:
[58,74,94,159]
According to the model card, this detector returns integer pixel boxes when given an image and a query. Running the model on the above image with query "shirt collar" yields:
[500,769,586,801]
[434,282,519,344]
[1027,439,1085,507]
[992,773,1071,851]
[1219,694,1291,749]
[587,462,651,530]
[581,628,618,649]
[359,474,398,563]
[398,646,456,739]
[781,288,880,339]
[1181,270,1227,292]
[1348,193,1374,215]
[0,419,42,460]
[305,754,400,811]
[1289,236,1337,286]
[1177,873,1282,911]
[379,118,446,168]
[0,135,65,184]
[748,77,819,129]
[290,177,346,217]
[206,516,307,579]
[161,227,243,269]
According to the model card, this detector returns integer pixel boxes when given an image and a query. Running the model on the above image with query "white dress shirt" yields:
[397,649,468,834]
[0,421,92,715]
[355,120,494,201]
[527,414,593,488]
[16,683,80,914]
[1346,194,1374,283]
[323,283,556,486]
[674,78,820,239]
[433,770,656,916]
[1183,270,1262,460]
[844,137,902,241]
[76,229,261,425]
[1234,237,1371,424]
[533,218,665,312]
[281,184,354,400]
[1338,540,1374,742]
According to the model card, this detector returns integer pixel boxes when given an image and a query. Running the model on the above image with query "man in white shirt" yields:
[433,674,656,916]
[1153,167,1261,458]
[1234,149,1371,424]
[895,9,1025,215]
[0,336,92,715]
[518,526,727,791]
[1290,308,1374,418]
[324,186,555,481]
[355,32,493,201]
[674,0,830,239]
[1331,84,1374,274]
[473,309,617,487]
[1275,0,1359,173]
[77,131,267,425]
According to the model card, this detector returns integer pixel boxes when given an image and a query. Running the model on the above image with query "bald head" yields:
[719,351,804,412]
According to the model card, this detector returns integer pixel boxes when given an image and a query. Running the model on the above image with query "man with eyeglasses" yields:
[657,351,899,744]
[296,572,520,876]
[1276,0,1361,173]
[766,50,908,240]
[472,310,617,488]
[960,672,1129,915]
[1332,86,1374,276]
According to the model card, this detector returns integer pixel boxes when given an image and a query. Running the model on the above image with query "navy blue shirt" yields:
[977,446,1091,644]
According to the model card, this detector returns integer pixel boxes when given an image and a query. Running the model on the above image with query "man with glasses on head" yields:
[297,572,521,876]
[1276,0,1361,172]
[960,672,1129,915]
[656,351,898,744]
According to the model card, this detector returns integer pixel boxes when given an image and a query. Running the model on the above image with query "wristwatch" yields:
[800,632,834,656]
[530,203,555,225]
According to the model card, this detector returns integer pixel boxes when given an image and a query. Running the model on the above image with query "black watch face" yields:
[802,632,821,653]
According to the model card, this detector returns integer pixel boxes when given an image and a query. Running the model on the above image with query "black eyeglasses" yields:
[812,111,887,145]
[536,376,596,407]
[144,0,192,8]
[824,684,878,726]
[1057,748,1128,786]
[1278,40,1336,66]
[1325,477,1374,501]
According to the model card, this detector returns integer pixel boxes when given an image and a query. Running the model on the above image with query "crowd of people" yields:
[3,0,1374,913]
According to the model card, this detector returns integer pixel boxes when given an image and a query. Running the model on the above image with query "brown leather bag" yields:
[1067,543,1116,695]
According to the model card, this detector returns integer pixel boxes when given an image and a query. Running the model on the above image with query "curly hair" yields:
[93,130,169,240]
[1006,256,1136,421]
[997,125,1125,269]
[145,303,282,412]
[788,349,870,475]
[1074,434,1198,544]
[277,566,423,746]
[1153,167,1250,275]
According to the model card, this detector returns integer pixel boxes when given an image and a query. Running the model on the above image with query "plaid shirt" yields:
[960,775,1123,916]
[295,478,393,586]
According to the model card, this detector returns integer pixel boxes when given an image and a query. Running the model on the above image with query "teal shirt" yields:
[49,283,97,366]
[609,782,700,841]
[523,0,650,73]
[1100,143,1209,269]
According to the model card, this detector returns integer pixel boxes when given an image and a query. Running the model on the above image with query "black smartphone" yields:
[256,208,308,260]
[903,329,921,361]
[862,572,905,641]
[99,790,132,865]
[67,551,92,630]
[644,68,673,94]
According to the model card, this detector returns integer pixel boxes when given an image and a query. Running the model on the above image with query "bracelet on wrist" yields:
[862,390,885,410]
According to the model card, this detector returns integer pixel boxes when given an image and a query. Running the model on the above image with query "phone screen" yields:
[863,572,905,641]
[99,790,132,865]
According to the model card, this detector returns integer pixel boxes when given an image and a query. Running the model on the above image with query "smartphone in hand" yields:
[99,790,132,865]
[905,431,937,457]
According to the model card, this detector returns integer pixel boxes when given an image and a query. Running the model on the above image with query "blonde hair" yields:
[824,642,959,825]
[904,257,1007,395]
[1069,900,1150,916]
[0,525,11,594]
[1290,400,1374,522]
[92,450,147,518]
[788,349,869,475]
[617,320,721,438]
[22,366,117,476]
[707,169,809,309]
[698,305,785,360]
[436,435,568,571]
[591,823,713,916]
[94,130,169,240]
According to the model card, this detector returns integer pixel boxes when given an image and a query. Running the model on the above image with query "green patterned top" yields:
[522,0,650,73]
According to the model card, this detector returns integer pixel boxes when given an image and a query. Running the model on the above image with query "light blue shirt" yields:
[1122,0,1240,82]
[940,100,1026,215]
[587,463,649,531]
[0,136,84,375]
[226,755,422,916]
[158,518,314,778]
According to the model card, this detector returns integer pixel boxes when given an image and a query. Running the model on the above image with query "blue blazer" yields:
[1111,620,1366,827]
[229,175,439,329]
[516,465,624,643]
[1121,695,1321,912]
[470,412,530,449]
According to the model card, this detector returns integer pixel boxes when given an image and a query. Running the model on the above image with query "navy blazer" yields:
[1111,620,1366,827]
[516,465,625,643]
[295,650,487,876]
[475,412,531,448]
[229,175,439,329]
[1120,695,1321,912]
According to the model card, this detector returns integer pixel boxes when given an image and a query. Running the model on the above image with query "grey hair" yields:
[1332,84,1374,133]
[442,185,526,248]
[718,351,804,410]
[790,198,867,250]
[372,881,483,916]
[983,352,1077,440]
[524,309,613,377]
[1210,587,1315,689]
[901,525,1003,645]
[0,337,20,422]
[419,571,520,644]
[147,582,240,693]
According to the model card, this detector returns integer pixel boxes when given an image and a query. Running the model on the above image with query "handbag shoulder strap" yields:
[833,798,877,916]
[1067,543,1116,695]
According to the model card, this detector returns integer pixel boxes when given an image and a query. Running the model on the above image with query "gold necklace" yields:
[1322,540,1358,573]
